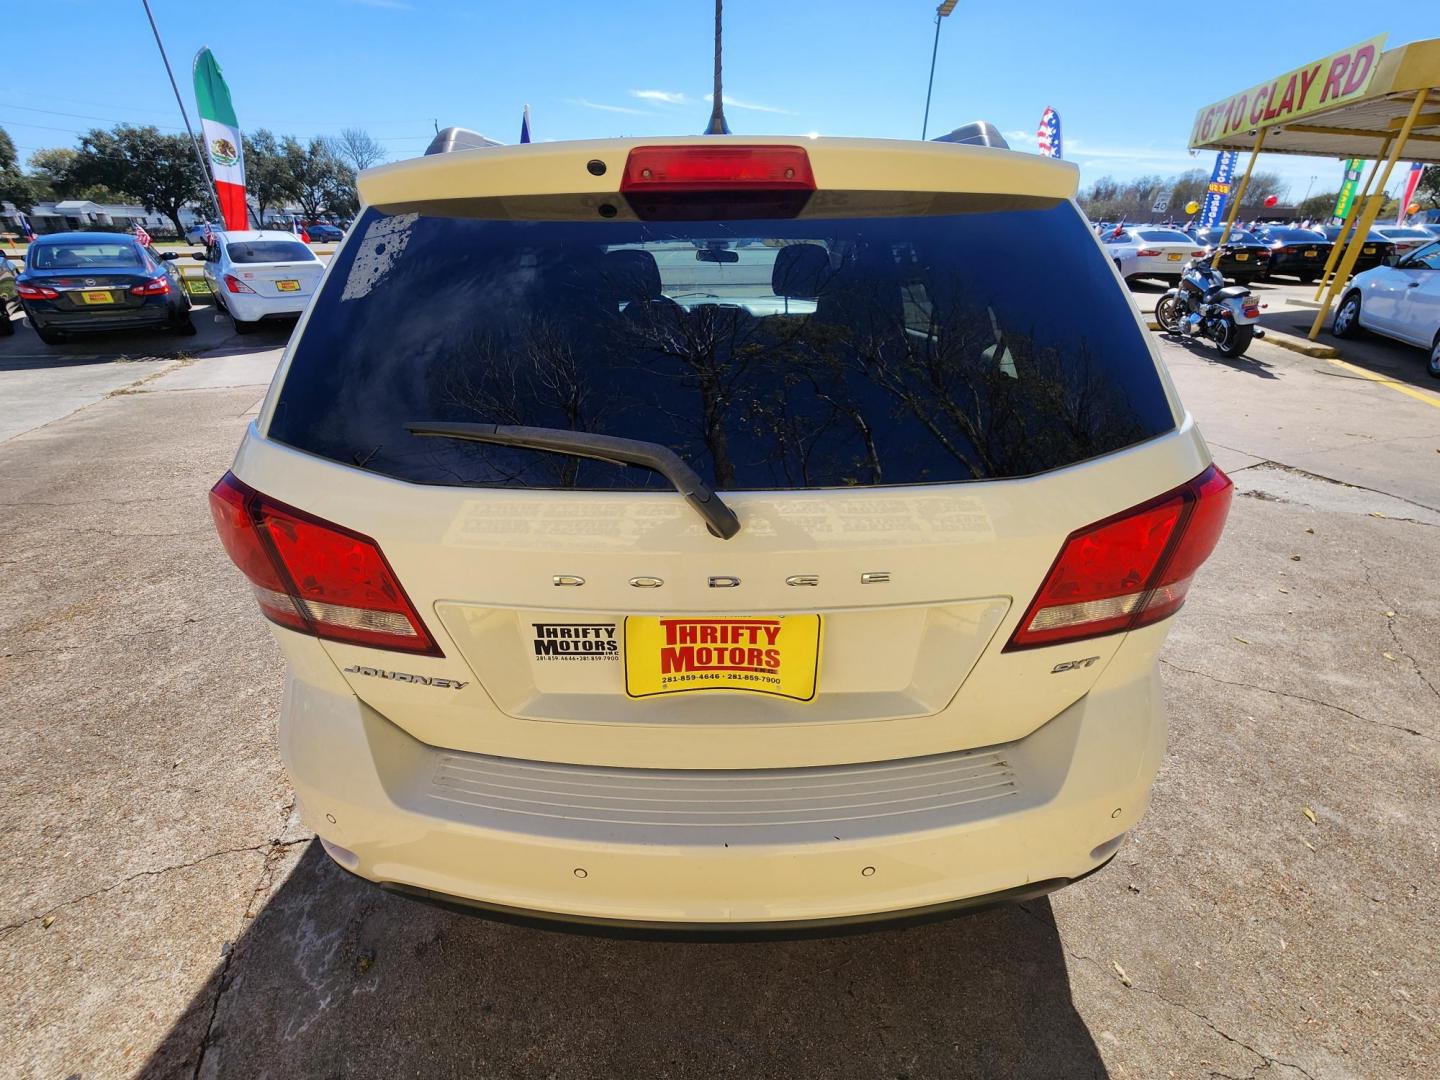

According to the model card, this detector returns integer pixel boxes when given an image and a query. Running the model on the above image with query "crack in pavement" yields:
[1158,659,1434,742]
[0,609,252,659]
[1016,903,1318,1080]
[191,795,304,1080]
[0,838,307,942]
[1361,565,1440,707]
[1209,451,1440,518]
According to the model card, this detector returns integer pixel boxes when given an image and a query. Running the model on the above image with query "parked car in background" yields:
[1253,226,1332,282]
[1369,225,1434,259]
[15,232,194,345]
[0,252,16,335]
[208,134,1233,930]
[1102,226,1207,285]
[1332,239,1440,377]
[1317,226,1395,274]
[1184,227,1272,284]
[197,230,325,334]
[1413,223,1440,240]
[304,223,344,243]
[184,222,218,244]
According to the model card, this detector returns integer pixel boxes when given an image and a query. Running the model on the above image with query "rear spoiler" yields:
[425,127,503,156]
[931,121,1009,149]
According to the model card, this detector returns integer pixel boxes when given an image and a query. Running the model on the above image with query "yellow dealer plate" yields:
[276,279,301,292]
[1167,252,1183,261]
[80,290,114,305]
[1235,253,1249,261]
[624,614,822,701]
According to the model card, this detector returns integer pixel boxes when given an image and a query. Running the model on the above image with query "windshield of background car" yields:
[1135,229,1192,243]
[31,243,143,269]
[226,240,314,264]
[267,200,1176,491]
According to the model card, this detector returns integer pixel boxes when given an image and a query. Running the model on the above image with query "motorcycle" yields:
[1154,257,1264,358]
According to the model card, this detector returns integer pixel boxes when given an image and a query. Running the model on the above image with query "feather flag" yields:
[193,48,248,231]
[1036,107,1062,159]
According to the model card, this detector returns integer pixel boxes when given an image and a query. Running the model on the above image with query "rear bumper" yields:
[23,298,182,332]
[281,661,1166,928]
[222,291,307,322]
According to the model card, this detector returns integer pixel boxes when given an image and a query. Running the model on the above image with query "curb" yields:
[1145,319,1340,359]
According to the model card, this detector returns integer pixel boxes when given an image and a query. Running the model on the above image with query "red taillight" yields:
[129,276,171,296]
[1191,250,1206,257]
[208,473,441,655]
[17,283,60,300]
[1004,466,1233,651]
[620,145,816,221]
[224,274,256,294]
[1134,248,1162,257]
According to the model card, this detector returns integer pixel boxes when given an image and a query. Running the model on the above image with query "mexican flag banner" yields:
[193,47,248,230]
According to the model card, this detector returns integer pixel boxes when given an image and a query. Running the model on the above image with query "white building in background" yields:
[1,200,209,238]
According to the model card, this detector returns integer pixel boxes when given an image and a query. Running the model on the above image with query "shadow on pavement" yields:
[1156,331,1279,379]
[138,844,1107,1079]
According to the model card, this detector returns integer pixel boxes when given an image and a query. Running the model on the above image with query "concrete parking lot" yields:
[1,295,1437,1079]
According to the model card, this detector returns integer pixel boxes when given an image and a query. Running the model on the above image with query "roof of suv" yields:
[358,135,1080,210]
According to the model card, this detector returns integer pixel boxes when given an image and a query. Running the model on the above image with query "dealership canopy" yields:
[1188,36,1440,339]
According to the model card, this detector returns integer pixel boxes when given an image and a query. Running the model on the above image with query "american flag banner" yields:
[17,210,37,241]
[1036,107,1062,159]
[133,222,153,247]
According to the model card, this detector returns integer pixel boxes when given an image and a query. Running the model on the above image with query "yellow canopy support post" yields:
[1309,90,1428,339]
[1210,128,1266,270]
[1312,138,1391,300]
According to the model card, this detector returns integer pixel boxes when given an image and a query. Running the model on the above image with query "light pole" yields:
[1303,175,1317,203]
[921,1,958,141]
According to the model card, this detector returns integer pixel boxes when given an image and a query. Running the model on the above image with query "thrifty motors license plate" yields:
[1167,252,1183,261]
[624,615,822,701]
[1235,253,1250,261]
[80,290,113,304]
[1304,250,1319,257]
[276,279,301,291]
[1363,246,1375,254]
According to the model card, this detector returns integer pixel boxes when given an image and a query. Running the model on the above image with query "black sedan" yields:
[15,232,195,345]
[1252,226,1333,283]
[304,223,344,243]
[1186,227,1272,284]
[1317,226,1396,274]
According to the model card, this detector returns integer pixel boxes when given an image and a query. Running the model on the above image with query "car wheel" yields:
[1332,292,1362,338]
[34,325,64,345]
[0,302,14,336]
[1428,333,1440,380]
[1298,272,1318,284]
[232,315,258,335]
[176,316,198,336]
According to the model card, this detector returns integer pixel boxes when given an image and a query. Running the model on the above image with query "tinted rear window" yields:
[1135,229,1191,242]
[227,240,314,263]
[268,202,1175,490]
[31,242,142,269]
[1267,229,1326,242]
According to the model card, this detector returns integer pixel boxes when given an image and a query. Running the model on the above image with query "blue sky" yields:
[5,1,1434,202]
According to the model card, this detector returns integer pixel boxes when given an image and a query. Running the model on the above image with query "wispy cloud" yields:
[632,90,687,105]
[704,93,790,115]
[344,0,411,9]
[570,98,647,115]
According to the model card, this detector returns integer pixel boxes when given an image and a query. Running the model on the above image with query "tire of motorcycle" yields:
[1216,320,1255,359]
[1155,295,1183,333]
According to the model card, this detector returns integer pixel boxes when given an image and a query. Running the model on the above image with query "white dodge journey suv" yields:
[210,134,1231,930]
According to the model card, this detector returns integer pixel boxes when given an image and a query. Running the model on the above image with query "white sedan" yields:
[1332,239,1440,377]
[1369,225,1435,259]
[1101,226,1206,285]
[198,230,325,334]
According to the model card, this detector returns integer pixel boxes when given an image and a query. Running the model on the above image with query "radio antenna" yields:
[704,0,730,134]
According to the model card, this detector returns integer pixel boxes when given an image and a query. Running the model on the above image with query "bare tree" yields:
[328,128,386,173]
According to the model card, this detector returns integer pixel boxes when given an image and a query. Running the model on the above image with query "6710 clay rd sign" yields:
[1190,35,1387,147]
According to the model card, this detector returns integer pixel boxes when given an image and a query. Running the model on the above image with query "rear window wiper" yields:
[404,422,741,540]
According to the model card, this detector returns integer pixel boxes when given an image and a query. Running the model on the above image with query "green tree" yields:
[289,137,355,220]
[0,126,42,213]
[26,147,125,203]
[245,129,301,222]
[68,125,209,236]
[1413,165,1438,212]
[1296,190,1340,221]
